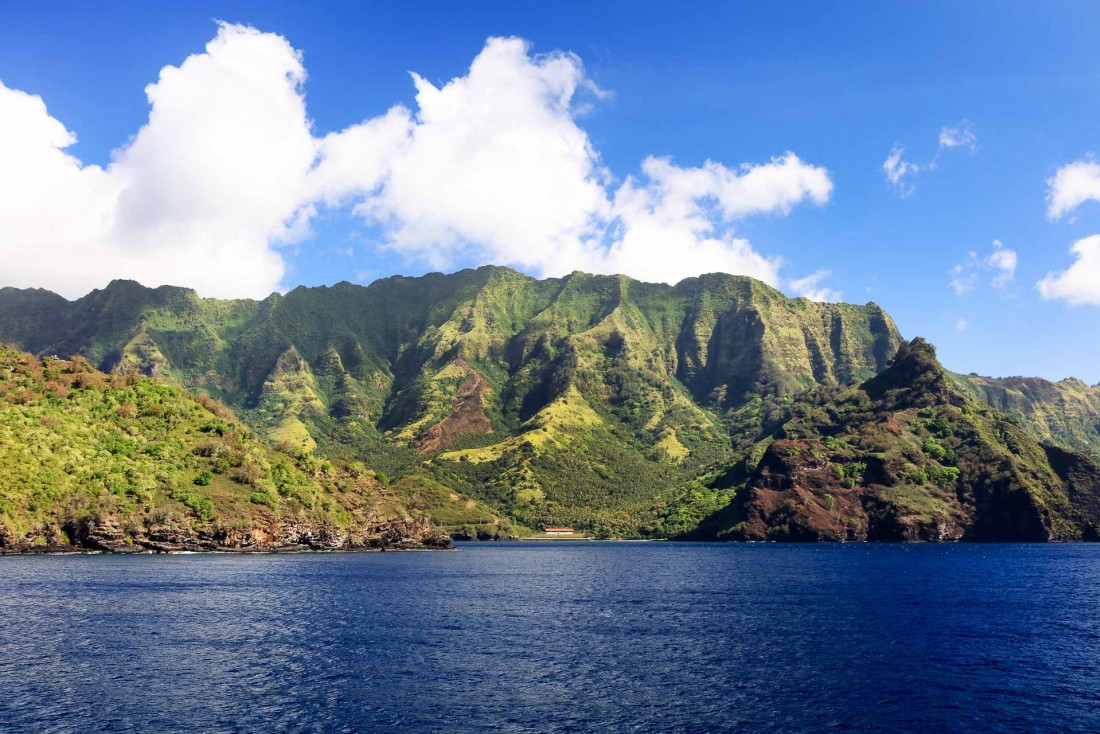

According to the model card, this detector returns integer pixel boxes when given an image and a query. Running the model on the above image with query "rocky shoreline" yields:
[0,542,453,555]
[0,514,452,555]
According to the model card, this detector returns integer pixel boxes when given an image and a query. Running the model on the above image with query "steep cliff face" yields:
[0,267,900,448]
[697,339,1100,542]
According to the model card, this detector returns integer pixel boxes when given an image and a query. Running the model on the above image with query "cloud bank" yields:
[0,24,835,299]
[1043,158,1100,305]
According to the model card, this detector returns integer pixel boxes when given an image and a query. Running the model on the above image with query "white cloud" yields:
[1047,158,1100,220]
[987,240,1017,289]
[948,263,978,296]
[1037,234,1100,306]
[352,39,832,287]
[882,145,922,195]
[351,38,613,276]
[787,269,842,302]
[883,120,977,196]
[595,153,830,285]
[0,27,834,299]
[939,121,977,151]
[955,318,969,331]
[949,239,1017,296]
[0,23,318,298]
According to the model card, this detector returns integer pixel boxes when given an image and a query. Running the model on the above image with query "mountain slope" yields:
[694,339,1100,541]
[0,267,902,535]
[950,372,1100,460]
[0,344,450,552]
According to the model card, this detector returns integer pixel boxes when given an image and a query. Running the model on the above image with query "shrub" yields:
[923,438,947,461]
[249,492,278,509]
[928,465,961,486]
[898,465,929,485]
[194,470,214,486]
[186,495,215,520]
[925,416,952,439]
[233,463,264,486]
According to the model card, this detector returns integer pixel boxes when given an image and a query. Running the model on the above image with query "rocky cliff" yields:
[695,339,1100,541]
[3,268,1099,541]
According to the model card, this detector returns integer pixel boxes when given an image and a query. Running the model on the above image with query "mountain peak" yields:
[862,337,960,409]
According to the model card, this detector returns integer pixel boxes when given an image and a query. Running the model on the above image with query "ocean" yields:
[2,542,1098,733]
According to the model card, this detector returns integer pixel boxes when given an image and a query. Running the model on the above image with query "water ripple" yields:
[1,543,1099,733]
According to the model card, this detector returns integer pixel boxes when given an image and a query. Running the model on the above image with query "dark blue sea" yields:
[2,542,1099,733]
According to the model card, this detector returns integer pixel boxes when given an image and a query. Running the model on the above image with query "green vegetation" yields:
[0,266,903,538]
[2,267,1098,543]
[696,338,1100,542]
[951,371,1100,460]
[0,345,446,550]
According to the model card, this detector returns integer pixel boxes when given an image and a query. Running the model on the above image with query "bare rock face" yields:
[417,358,494,454]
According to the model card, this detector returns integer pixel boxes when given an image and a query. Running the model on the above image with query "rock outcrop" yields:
[698,339,1100,542]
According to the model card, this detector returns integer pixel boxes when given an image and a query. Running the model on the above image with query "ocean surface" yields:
[1,542,1099,734]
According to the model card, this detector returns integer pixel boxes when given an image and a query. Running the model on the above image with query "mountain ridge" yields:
[3,266,1099,540]
[692,338,1100,541]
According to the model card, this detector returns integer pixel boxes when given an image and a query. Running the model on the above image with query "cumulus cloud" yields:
[883,120,977,196]
[0,26,834,299]
[594,153,831,285]
[1037,234,1100,305]
[349,38,613,276]
[346,38,832,287]
[0,24,317,298]
[1047,158,1100,220]
[949,239,1017,296]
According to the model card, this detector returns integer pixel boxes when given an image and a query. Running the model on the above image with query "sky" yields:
[2,1,1100,382]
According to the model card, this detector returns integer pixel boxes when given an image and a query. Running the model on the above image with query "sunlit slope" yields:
[0,266,902,534]
[0,344,448,551]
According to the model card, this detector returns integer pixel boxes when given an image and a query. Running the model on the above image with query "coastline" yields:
[0,539,453,556]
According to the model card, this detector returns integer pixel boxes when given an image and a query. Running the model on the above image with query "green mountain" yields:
[0,344,451,552]
[693,339,1100,541]
[0,267,903,536]
[3,266,1099,542]
[950,372,1100,460]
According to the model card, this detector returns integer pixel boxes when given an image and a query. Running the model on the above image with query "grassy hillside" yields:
[0,344,450,551]
[9,269,1099,541]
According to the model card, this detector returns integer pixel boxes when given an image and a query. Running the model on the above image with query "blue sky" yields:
[3,1,1100,381]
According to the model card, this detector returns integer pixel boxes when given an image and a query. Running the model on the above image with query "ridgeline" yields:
[2,266,1098,545]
